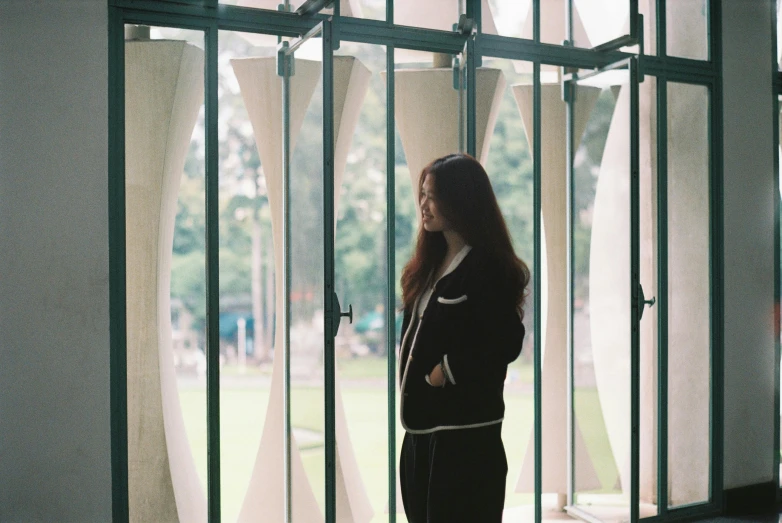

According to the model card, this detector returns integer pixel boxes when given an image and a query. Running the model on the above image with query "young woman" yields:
[398,153,529,522]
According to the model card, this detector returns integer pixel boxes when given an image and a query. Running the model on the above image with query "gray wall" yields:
[721,0,777,490]
[0,0,778,518]
[0,1,112,521]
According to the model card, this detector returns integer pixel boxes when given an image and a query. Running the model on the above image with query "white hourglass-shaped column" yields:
[125,38,206,522]
[232,55,374,523]
[512,83,602,503]
[231,55,322,523]
[388,66,505,199]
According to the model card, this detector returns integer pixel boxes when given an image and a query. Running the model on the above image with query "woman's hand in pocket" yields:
[428,363,446,387]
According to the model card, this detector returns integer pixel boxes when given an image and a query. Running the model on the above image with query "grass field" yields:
[178,358,619,521]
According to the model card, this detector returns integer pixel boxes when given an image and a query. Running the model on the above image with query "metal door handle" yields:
[340,304,353,324]
[638,284,656,320]
[331,292,352,336]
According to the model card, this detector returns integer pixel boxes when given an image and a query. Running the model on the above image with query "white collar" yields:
[438,244,472,281]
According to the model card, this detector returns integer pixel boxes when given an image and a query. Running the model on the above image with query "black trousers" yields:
[400,423,507,523]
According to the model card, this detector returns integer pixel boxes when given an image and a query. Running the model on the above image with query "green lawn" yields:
[179,358,619,521]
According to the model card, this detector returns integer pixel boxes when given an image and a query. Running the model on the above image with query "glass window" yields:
[778,2,782,69]
[666,0,708,60]
[569,65,659,521]
[484,0,529,40]
[666,81,710,508]
[225,0,385,21]
[125,24,208,521]
[332,40,392,520]
[479,56,537,517]
[394,0,464,31]
[217,28,286,521]
[114,3,718,521]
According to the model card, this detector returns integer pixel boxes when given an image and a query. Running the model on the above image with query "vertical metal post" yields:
[465,35,477,158]
[565,71,575,510]
[385,33,398,523]
[657,75,669,518]
[710,0,725,510]
[657,0,667,57]
[533,65,543,523]
[386,3,397,522]
[655,40,667,523]
[775,94,782,507]
[630,57,641,523]
[280,39,293,523]
[457,54,465,154]
[322,20,338,523]
[533,1,542,522]
[563,0,574,512]
[772,0,781,503]
[630,0,639,40]
[205,21,222,523]
[108,7,129,523]
[466,0,481,39]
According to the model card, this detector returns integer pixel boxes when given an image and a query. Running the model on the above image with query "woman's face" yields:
[420,173,451,233]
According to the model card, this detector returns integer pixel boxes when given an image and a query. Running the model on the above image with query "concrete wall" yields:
[0,1,112,521]
[721,0,777,490]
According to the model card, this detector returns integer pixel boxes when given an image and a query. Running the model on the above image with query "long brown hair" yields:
[400,153,530,314]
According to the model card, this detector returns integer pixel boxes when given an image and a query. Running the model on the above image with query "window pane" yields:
[778,2,782,69]
[333,40,391,522]
[666,0,708,60]
[484,0,530,40]
[225,0,385,20]
[667,81,710,508]
[393,0,464,31]
[217,29,281,521]
[288,43,327,518]
[570,66,658,522]
[483,56,537,518]
[125,24,208,522]
[571,68,632,522]
[487,0,655,51]
[574,0,656,55]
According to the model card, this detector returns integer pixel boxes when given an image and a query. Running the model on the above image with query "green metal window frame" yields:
[773,0,781,504]
[107,1,725,521]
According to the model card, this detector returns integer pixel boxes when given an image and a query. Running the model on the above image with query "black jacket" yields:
[399,248,525,433]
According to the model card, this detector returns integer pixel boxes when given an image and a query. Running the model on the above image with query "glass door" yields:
[565,56,644,523]
[281,19,344,522]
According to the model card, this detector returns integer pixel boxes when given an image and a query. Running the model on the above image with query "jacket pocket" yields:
[437,294,468,305]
